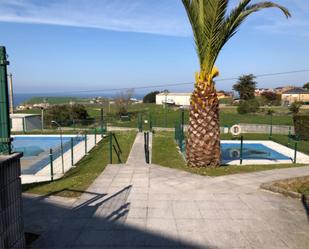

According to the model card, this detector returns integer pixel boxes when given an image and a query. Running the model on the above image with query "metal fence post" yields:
[164,107,167,128]
[138,113,143,132]
[49,148,54,181]
[84,131,88,155]
[144,132,150,164]
[180,108,184,132]
[109,132,113,164]
[288,126,291,147]
[240,136,243,165]
[293,142,298,164]
[94,128,97,145]
[0,46,12,154]
[100,108,104,138]
[71,137,74,166]
[269,113,273,140]
[41,108,44,131]
[149,113,152,131]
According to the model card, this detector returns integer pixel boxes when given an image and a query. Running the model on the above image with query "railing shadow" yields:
[23,186,215,249]
[301,195,309,223]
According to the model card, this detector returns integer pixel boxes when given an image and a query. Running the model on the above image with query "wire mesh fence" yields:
[11,133,103,183]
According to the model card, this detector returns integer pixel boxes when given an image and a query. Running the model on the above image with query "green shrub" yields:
[293,115,309,140]
[46,104,92,127]
[289,102,302,114]
[237,99,260,114]
[261,92,281,106]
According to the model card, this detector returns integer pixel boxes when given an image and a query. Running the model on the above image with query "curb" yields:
[260,176,309,203]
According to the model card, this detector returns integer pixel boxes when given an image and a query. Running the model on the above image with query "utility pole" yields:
[8,73,14,114]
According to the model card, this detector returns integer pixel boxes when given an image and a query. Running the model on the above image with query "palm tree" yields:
[182,0,290,167]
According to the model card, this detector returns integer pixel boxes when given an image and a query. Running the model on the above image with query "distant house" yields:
[254,88,274,96]
[10,114,42,132]
[217,91,233,99]
[155,91,232,106]
[281,88,309,106]
[156,93,191,106]
[274,86,295,95]
[33,103,50,109]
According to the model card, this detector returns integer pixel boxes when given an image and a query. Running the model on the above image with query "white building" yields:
[10,114,42,132]
[281,88,309,105]
[156,92,191,106]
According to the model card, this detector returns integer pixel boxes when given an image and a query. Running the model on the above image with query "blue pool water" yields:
[221,143,291,161]
[12,135,84,174]
[12,136,78,158]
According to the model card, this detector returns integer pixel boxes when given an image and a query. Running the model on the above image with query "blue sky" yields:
[0,0,308,94]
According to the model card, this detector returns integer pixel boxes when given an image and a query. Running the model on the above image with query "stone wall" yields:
[238,123,294,135]
[0,153,26,249]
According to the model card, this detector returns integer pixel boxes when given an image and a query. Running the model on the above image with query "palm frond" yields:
[182,0,291,78]
[223,1,291,47]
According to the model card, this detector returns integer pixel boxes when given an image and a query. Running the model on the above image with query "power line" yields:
[49,68,309,93]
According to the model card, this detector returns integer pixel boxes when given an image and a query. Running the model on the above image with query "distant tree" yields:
[303,82,309,90]
[114,89,134,116]
[289,101,302,114]
[46,104,91,126]
[70,104,89,121]
[233,74,257,100]
[143,91,160,103]
[261,92,281,106]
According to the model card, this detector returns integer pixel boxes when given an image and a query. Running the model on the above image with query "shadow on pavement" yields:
[23,186,215,249]
[301,195,309,223]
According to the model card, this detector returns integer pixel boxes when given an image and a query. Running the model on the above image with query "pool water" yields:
[12,136,78,158]
[221,143,291,161]
[11,135,84,174]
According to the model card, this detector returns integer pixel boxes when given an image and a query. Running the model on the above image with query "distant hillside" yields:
[23,96,91,105]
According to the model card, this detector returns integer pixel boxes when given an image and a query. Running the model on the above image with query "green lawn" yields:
[22,132,137,197]
[18,103,303,129]
[104,104,295,128]
[152,132,307,177]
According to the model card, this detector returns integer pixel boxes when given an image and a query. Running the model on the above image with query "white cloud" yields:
[0,0,190,36]
[0,0,308,37]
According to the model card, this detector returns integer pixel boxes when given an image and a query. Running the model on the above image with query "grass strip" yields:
[152,132,307,177]
[22,132,136,197]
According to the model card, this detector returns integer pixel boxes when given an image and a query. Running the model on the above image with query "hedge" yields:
[293,114,309,140]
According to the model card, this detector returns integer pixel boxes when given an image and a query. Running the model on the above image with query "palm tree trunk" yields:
[186,80,221,167]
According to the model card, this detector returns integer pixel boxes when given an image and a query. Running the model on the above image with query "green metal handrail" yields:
[0,46,11,155]
[113,144,122,163]
[109,132,122,164]
[112,133,122,154]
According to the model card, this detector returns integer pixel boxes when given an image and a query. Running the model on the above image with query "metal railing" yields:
[144,132,150,164]
[17,136,84,175]
[174,122,185,152]
[109,132,122,164]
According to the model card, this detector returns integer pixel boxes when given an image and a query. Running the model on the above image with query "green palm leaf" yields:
[182,0,291,79]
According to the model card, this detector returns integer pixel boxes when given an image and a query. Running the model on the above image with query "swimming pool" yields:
[221,143,291,161]
[181,140,302,164]
[12,135,84,174]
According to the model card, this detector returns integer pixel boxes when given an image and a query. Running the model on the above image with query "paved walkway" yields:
[23,133,309,249]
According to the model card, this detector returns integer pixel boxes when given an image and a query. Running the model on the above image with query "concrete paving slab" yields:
[23,132,309,248]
